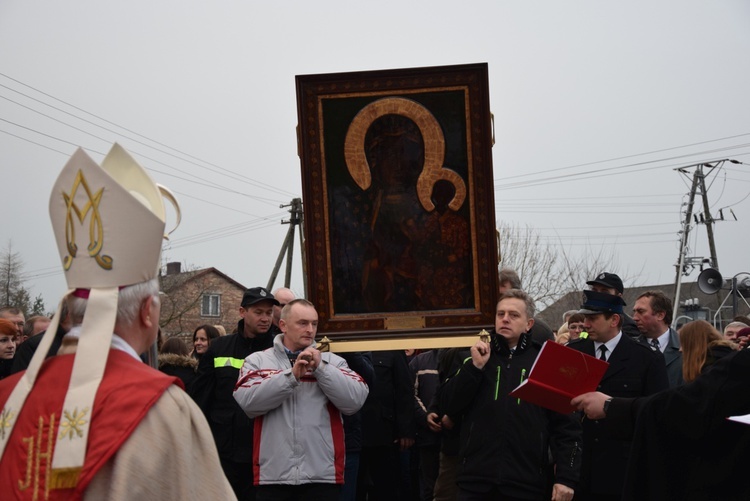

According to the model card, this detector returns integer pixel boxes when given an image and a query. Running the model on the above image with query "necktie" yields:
[650,338,660,351]
[598,345,608,361]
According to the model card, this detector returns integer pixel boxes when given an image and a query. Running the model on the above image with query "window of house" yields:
[201,294,221,317]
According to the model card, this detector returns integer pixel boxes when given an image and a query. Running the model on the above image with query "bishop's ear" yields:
[140,295,156,327]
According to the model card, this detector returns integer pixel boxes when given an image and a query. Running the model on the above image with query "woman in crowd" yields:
[158,336,198,392]
[0,318,18,379]
[679,319,735,383]
[566,313,586,344]
[555,323,570,344]
[192,324,220,360]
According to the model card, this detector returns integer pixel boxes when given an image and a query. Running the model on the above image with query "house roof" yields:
[160,267,246,292]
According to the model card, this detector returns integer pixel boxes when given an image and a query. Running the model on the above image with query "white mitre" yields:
[0,144,179,488]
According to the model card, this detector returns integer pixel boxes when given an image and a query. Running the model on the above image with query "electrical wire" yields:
[0,77,298,199]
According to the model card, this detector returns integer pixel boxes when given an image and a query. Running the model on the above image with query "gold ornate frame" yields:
[296,63,498,348]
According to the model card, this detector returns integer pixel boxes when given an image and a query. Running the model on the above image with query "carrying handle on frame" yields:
[491,112,495,147]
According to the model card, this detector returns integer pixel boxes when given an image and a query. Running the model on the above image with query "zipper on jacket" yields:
[569,441,579,468]
[517,368,527,404]
[494,366,501,400]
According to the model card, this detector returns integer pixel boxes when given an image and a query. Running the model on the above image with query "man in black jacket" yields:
[190,286,279,501]
[357,349,415,501]
[573,348,750,501]
[567,290,668,501]
[441,289,582,501]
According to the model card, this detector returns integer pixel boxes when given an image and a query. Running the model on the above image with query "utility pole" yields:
[672,160,731,324]
[674,169,700,286]
[697,167,720,272]
[267,198,305,293]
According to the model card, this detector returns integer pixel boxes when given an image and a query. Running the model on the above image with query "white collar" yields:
[66,324,142,361]
[652,328,670,352]
[594,331,623,358]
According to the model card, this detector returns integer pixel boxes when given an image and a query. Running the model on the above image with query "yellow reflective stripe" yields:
[213,357,244,369]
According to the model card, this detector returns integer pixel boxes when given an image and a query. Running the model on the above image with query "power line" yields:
[494,148,750,191]
[23,217,287,282]
[498,221,676,231]
[0,114,286,206]
[0,78,298,199]
[496,193,683,201]
[510,230,676,241]
[0,127,70,156]
[0,72,298,198]
[496,132,750,182]
[495,202,678,208]
[496,209,677,215]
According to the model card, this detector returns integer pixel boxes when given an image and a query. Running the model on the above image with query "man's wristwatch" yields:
[603,397,613,416]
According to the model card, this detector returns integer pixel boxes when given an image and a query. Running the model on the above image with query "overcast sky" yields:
[1,1,749,313]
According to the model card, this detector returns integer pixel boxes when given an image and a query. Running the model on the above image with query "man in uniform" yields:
[585,272,640,338]
[191,286,279,500]
[0,144,233,499]
[567,290,668,500]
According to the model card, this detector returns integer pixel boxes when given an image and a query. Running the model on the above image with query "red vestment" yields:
[0,350,179,500]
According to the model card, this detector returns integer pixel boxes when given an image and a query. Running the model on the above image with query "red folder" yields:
[509,340,608,414]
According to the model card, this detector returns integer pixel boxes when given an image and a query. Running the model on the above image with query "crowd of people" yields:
[1,144,749,500]
[3,266,750,500]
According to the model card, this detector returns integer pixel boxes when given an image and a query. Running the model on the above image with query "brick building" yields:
[159,262,246,343]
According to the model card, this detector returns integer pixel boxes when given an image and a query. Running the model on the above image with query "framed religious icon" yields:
[296,63,498,349]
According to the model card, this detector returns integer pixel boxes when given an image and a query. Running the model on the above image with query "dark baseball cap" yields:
[579,290,626,315]
[586,272,624,294]
[241,287,280,308]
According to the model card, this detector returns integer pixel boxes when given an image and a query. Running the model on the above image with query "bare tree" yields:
[0,240,46,314]
[498,222,563,306]
[497,222,640,309]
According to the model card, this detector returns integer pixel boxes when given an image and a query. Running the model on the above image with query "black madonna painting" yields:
[296,63,498,340]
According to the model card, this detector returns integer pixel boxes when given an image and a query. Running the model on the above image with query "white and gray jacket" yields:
[233,334,369,485]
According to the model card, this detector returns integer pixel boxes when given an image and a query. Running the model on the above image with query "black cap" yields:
[579,290,626,315]
[241,287,279,308]
[586,272,624,294]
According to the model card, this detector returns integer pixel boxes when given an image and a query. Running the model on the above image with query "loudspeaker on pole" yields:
[697,268,724,294]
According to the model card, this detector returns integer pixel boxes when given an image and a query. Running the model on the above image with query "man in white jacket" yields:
[234,298,369,500]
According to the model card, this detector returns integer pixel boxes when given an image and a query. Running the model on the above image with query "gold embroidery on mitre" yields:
[19,414,56,500]
[62,170,113,271]
[58,407,89,441]
[0,407,14,440]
